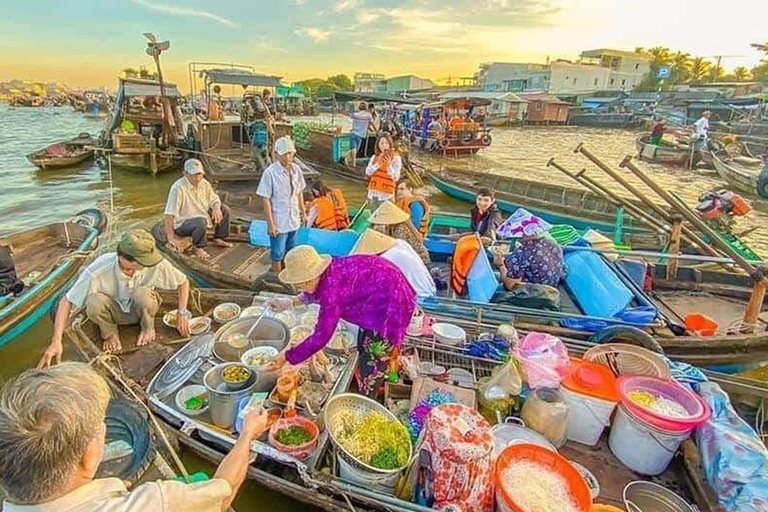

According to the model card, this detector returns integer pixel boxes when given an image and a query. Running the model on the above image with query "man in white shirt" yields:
[352,229,436,298]
[349,102,373,166]
[692,110,712,151]
[257,136,306,273]
[1,362,269,512]
[164,158,231,261]
[37,230,190,365]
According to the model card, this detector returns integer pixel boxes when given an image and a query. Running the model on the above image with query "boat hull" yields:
[635,135,692,166]
[712,151,760,197]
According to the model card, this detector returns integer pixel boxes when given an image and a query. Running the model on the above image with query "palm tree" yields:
[707,65,725,82]
[733,66,751,81]
[690,57,712,83]
[648,47,673,67]
[671,51,691,84]
[750,42,768,56]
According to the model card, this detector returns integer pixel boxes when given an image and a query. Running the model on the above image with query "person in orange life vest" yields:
[365,134,402,212]
[395,179,430,237]
[306,180,350,231]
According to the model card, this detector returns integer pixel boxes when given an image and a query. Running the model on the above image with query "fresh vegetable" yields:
[275,426,313,446]
[184,393,208,411]
[333,410,410,470]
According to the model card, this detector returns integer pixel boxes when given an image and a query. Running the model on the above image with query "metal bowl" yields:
[213,316,289,362]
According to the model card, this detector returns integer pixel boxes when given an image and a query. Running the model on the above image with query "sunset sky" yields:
[1,0,765,90]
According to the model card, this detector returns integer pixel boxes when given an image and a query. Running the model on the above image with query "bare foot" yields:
[194,247,211,260]
[103,335,122,353]
[212,238,233,248]
[137,329,156,347]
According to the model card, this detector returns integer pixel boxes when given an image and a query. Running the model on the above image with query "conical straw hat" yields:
[352,229,397,255]
[278,245,332,284]
[369,201,410,225]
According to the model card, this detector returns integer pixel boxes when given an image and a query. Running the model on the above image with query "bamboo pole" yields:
[547,158,670,235]
[666,217,683,280]
[619,155,767,331]
[574,143,723,259]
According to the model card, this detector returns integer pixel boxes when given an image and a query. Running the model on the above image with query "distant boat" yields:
[712,150,765,198]
[0,209,105,346]
[635,134,692,166]
[26,133,96,169]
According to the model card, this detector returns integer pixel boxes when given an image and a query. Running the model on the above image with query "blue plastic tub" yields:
[564,250,633,317]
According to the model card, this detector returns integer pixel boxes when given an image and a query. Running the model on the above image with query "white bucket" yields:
[407,309,425,336]
[608,405,691,476]
[338,455,400,493]
[561,387,616,446]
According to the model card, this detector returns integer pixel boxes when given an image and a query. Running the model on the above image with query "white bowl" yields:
[432,323,466,346]
[189,316,212,335]
[163,309,179,329]
[175,384,209,416]
[240,306,266,318]
[241,346,279,368]
[213,302,241,323]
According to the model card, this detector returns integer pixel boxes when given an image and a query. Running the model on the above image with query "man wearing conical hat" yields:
[38,229,190,366]
[369,201,430,264]
[352,229,435,298]
[268,245,416,397]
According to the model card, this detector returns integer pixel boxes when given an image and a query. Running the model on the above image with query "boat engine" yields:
[695,190,752,232]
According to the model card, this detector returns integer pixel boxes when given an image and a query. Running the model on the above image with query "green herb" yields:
[184,394,208,411]
[276,426,313,446]
[370,447,401,470]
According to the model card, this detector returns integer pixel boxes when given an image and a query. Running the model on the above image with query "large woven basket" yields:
[583,343,671,380]
[324,393,413,475]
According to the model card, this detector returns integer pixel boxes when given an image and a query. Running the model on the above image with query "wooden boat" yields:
[426,166,646,233]
[635,134,693,166]
[26,133,95,169]
[711,150,764,198]
[0,209,104,346]
[64,286,729,512]
[406,97,494,157]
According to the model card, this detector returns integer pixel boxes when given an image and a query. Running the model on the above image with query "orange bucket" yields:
[495,443,592,512]
[684,313,719,337]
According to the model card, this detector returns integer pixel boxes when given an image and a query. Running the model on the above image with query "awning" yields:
[122,79,180,98]
[332,91,421,104]
[201,69,282,88]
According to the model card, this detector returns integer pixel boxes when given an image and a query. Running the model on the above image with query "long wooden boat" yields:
[0,209,104,346]
[711,150,764,198]
[26,133,96,169]
[64,287,729,512]
[426,166,647,233]
[635,134,692,166]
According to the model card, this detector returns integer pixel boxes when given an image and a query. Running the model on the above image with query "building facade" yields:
[353,73,434,94]
[475,62,550,93]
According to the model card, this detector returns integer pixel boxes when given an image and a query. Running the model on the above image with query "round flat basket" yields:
[324,393,412,475]
[583,343,671,380]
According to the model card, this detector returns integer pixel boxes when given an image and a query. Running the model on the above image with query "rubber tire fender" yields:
[756,164,768,200]
[480,134,492,146]
[589,325,664,355]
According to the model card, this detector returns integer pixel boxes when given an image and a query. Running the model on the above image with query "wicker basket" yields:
[583,343,671,380]
[324,393,412,475]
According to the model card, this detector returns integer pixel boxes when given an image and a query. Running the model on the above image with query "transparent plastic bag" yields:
[479,357,523,402]
[514,332,571,388]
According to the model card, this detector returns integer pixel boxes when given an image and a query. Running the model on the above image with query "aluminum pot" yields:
[204,362,259,429]
[623,481,695,512]
[213,316,289,392]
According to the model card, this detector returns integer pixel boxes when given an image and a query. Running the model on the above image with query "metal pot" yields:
[213,316,289,392]
[623,481,695,512]
[204,363,259,429]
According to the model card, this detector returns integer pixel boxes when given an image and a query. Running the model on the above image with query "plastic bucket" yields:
[684,313,718,337]
[623,481,695,512]
[617,376,710,433]
[608,405,689,475]
[561,387,616,446]
[338,455,400,493]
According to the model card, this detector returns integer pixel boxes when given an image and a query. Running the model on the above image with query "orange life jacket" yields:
[451,234,482,296]
[368,153,397,196]
[311,189,350,230]
[396,196,431,237]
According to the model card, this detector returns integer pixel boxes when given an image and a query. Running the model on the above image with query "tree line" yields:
[634,42,768,92]
[293,74,353,99]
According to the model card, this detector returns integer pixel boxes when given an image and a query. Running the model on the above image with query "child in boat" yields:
[471,188,503,242]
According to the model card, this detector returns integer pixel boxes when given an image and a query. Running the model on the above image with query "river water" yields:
[2,104,767,507]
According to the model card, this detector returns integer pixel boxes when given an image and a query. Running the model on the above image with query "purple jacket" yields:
[285,255,417,365]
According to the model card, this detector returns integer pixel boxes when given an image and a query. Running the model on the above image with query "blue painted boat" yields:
[0,209,105,347]
[426,167,648,233]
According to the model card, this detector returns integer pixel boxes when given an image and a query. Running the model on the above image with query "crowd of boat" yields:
[3,58,768,512]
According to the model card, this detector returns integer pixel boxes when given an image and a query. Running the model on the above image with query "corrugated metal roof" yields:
[202,69,282,88]
[121,79,180,97]
[440,91,525,103]
[518,93,571,105]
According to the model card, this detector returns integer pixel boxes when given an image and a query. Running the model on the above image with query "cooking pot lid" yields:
[152,333,214,399]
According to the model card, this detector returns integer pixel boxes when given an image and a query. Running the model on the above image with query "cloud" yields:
[128,0,240,28]
[254,36,288,53]
[356,10,380,24]
[295,0,307,4]
[294,27,332,42]
[334,0,359,12]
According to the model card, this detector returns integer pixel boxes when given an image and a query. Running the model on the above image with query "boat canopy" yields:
[121,78,181,98]
[426,96,493,109]
[200,69,282,88]
[332,90,421,105]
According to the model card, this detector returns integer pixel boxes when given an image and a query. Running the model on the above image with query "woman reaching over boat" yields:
[369,201,431,264]
[267,245,416,397]
[305,180,350,231]
[471,187,503,242]
[493,209,565,311]
[365,134,402,212]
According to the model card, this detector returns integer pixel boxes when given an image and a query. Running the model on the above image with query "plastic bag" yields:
[479,357,522,402]
[514,332,571,388]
